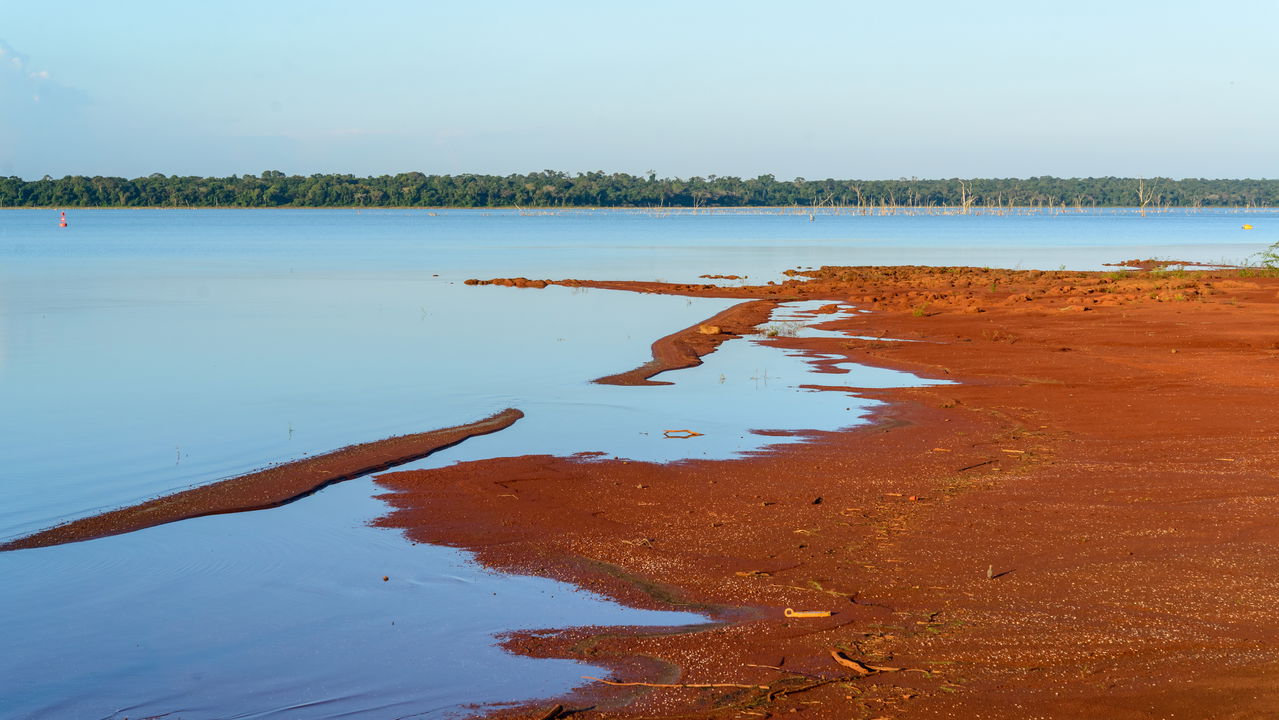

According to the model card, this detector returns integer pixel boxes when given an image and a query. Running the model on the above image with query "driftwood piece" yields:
[829,650,901,675]
[582,676,768,690]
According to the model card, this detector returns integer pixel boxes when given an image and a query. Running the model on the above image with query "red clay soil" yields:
[375,267,1279,720]
[595,300,776,386]
[1,408,524,551]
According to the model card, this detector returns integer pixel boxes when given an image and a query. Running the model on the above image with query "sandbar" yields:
[377,266,1279,719]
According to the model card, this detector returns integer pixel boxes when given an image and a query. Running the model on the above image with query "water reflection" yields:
[0,477,703,720]
[399,299,945,471]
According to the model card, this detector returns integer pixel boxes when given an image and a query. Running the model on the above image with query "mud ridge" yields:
[2,408,524,551]
[594,300,777,386]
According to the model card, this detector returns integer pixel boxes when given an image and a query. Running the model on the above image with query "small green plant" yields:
[1255,240,1279,270]
[911,303,930,317]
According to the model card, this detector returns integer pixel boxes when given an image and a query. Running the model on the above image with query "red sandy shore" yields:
[374,267,1279,719]
[0,408,524,551]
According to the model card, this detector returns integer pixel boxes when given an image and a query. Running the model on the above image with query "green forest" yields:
[2,172,1276,209]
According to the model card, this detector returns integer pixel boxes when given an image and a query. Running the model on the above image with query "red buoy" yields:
[59,211,67,228]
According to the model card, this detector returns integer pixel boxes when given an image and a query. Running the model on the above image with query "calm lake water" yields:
[0,208,1272,719]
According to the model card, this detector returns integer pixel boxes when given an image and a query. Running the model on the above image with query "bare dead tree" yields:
[1136,178,1160,217]
[957,179,977,215]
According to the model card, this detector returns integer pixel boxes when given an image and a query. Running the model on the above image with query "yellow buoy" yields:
[1242,224,1254,230]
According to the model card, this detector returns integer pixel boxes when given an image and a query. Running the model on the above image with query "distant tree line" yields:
[2,171,1276,208]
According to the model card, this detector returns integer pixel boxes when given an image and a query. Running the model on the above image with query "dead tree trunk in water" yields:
[1137,178,1159,217]
[958,179,976,215]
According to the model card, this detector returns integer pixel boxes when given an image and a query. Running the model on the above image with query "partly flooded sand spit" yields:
[1,409,523,550]
[378,265,1279,719]
[591,299,777,386]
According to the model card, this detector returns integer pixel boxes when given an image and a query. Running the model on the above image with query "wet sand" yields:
[1,408,523,550]
[374,266,1279,719]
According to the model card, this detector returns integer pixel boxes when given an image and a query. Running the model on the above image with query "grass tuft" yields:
[758,321,804,338]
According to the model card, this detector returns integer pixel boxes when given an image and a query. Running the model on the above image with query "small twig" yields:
[830,650,902,675]
[535,704,565,720]
[770,583,849,598]
[767,678,841,702]
[957,459,996,472]
[582,676,768,690]
[744,664,830,681]
[848,592,895,611]
[663,429,704,439]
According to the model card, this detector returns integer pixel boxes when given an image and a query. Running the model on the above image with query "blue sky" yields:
[2,0,1276,179]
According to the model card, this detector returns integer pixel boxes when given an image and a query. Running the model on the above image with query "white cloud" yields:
[0,39,90,178]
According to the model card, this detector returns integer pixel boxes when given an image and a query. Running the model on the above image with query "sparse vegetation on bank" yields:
[1256,240,1279,269]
